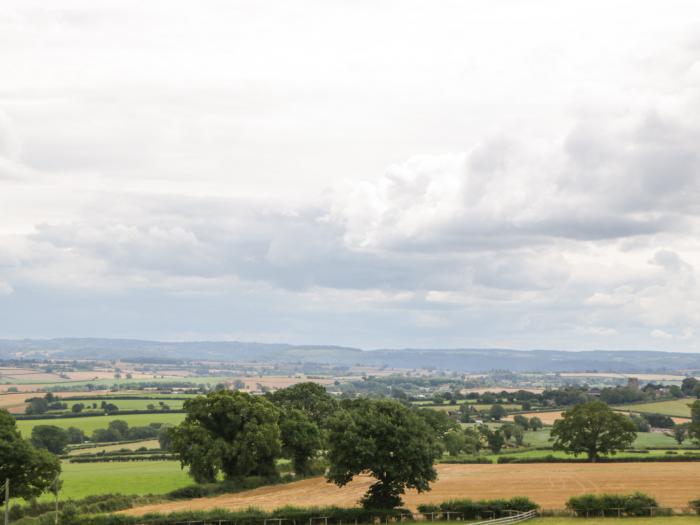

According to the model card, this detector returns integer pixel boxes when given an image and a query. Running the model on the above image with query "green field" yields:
[36,460,191,501]
[59,398,186,411]
[616,399,695,418]
[15,412,185,435]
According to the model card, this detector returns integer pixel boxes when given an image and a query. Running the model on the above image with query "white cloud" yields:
[2,1,700,349]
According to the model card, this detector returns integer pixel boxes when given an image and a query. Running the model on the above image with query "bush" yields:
[429,497,537,519]
[567,492,660,517]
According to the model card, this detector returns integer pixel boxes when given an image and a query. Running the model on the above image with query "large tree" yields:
[31,425,70,454]
[326,399,441,509]
[269,382,337,427]
[279,408,322,476]
[0,410,61,504]
[551,401,636,462]
[170,390,281,482]
[688,400,700,442]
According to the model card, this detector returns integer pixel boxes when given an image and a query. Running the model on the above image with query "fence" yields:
[155,509,539,525]
[568,506,674,518]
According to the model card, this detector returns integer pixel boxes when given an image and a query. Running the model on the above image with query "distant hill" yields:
[1,338,699,373]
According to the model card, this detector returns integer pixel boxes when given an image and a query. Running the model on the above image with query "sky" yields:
[2,1,700,350]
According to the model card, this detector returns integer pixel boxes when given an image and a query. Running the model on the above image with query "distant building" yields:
[627,377,640,391]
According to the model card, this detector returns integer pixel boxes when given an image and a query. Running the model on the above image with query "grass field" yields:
[67,439,160,455]
[60,398,186,411]
[37,461,190,502]
[15,412,185,435]
[616,399,695,418]
[122,462,700,516]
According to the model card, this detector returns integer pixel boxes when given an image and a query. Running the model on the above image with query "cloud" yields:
[2,0,700,348]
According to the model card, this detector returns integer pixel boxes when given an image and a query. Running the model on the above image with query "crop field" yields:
[67,439,160,455]
[60,398,186,411]
[122,462,700,515]
[36,460,190,502]
[15,412,185,435]
[616,399,695,418]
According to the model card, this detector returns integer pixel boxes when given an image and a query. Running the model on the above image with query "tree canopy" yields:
[0,410,61,504]
[551,401,636,462]
[170,390,282,482]
[326,399,441,509]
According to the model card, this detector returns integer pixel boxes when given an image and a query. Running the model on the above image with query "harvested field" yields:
[461,387,544,394]
[235,376,334,391]
[122,462,700,516]
[0,390,111,413]
[559,373,694,381]
[506,410,563,424]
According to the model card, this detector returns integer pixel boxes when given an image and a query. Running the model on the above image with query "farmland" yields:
[15,411,185,435]
[122,462,700,515]
[615,399,695,418]
[38,461,190,501]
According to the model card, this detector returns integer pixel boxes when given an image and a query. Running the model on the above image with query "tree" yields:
[481,427,505,453]
[71,403,84,413]
[529,417,543,430]
[688,400,700,443]
[551,401,636,462]
[0,410,61,504]
[66,427,85,445]
[513,415,529,428]
[489,404,507,421]
[170,390,281,482]
[674,425,687,445]
[443,430,466,456]
[418,409,459,436]
[279,408,322,476]
[512,424,525,446]
[682,377,699,396]
[463,427,482,454]
[26,397,49,415]
[158,425,173,451]
[326,399,441,509]
[31,425,69,454]
[269,382,337,427]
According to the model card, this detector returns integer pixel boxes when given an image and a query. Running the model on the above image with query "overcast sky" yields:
[2,1,700,350]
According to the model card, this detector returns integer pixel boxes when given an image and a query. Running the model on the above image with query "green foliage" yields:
[326,399,441,508]
[31,425,70,454]
[551,401,636,461]
[269,382,337,427]
[66,426,85,444]
[443,430,466,456]
[26,397,49,415]
[480,427,505,453]
[170,390,282,482]
[489,404,507,420]
[0,409,61,504]
[279,408,322,476]
[417,497,537,519]
[529,416,543,430]
[689,400,700,442]
[642,413,674,428]
[566,492,660,517]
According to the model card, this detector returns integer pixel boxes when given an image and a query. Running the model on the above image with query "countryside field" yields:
[67,439,160,455]
[15,412,185,435]
[616,399,695,418]
[122,462,700,515]
[38,461,190,501]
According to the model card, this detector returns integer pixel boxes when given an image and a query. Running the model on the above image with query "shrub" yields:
[567,492,659,517]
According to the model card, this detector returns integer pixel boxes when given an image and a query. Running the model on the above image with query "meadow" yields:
[616,399,695,418]
[37,461,191,502]
[15,412,185,435]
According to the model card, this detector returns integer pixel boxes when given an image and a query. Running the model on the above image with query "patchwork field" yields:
[122,462,700,515]
[0,390,112,413]
[15,412,185,435]
[615,399,695,418]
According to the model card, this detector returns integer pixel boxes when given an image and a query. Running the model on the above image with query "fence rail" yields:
[149,510,539,525]
[468,509,537,525]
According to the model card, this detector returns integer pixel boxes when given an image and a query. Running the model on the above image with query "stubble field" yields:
[122,462,700,516]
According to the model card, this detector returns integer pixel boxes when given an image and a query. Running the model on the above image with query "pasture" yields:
[15,412,185,435]
[67,439,160,455]
[616,399,695,418]
[122,462,700,515]
[37,460,190,501]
